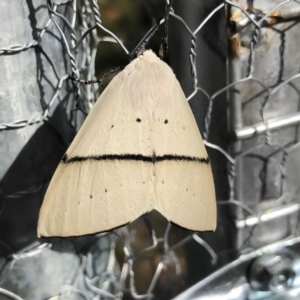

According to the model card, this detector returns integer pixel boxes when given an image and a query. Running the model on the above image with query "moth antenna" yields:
[130,18,165,60]
[159,1,173,62]
[69,66,124,87]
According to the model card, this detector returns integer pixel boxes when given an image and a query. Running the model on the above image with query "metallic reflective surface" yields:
[235,112,300,140]
[174,237,300,300]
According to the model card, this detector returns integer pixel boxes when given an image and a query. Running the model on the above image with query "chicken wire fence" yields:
[1,0,300,299]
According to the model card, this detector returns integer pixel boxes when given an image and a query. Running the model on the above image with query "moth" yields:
[38,50,216,237]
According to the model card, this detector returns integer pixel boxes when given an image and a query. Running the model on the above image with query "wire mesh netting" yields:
[1,0,300,299]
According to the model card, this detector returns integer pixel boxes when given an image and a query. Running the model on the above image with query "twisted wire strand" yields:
[1,0,300,298]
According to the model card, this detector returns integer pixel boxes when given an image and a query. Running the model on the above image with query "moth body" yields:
[38,51,216,237]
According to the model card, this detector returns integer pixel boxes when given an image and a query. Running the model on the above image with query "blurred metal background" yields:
[0,0,300,299]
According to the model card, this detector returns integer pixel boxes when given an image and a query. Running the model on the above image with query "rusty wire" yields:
[1,0,300,299]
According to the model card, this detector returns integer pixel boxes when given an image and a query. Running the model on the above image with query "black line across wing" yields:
[61,153,210,164]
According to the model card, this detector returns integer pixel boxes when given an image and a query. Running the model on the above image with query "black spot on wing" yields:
[136,118,141,122]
